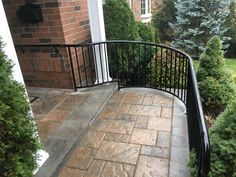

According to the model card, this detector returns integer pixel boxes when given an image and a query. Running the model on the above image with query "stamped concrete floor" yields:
[57,88,190,177]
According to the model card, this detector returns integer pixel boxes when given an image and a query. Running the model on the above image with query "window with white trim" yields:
[141,0,151,15]
[141,0,152,23]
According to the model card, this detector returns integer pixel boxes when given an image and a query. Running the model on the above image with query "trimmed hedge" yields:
[0,39,40,176]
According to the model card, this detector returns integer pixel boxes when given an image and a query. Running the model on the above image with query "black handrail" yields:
[15,40,210,176]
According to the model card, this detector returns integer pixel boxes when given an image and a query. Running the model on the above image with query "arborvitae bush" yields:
[189,99,236,177]
[208,99,236,177]
[136,22,155,42]
[104,0,158,86]
[103,0,138,40]
[197,36,235,116]
[0,39,40,176]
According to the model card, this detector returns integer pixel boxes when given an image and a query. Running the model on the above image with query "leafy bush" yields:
[0,39,40,176]
[197,36,235,115]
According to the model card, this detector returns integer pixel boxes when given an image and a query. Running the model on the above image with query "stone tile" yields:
[80,131,106,148]
[147,117,171,132]
[97,119,135,134]
[129,129,157,146]
[141,146,169,159]
[169,162,189,177]
[41,110,69,122]
[153,97,173,107]
[104,133,130,143]
[172,135,189,148]
[36,121,61,143]
[83,160,105,177]
[59,167,84,177]
[118,103,131,113]
[98,108,117,119]
[142,96,154,105]
[171,147,189,165]
[115,113,137,121]
[108,93,126,104]
[55,96,77,111]
[95,141,140,164]
[101,162,135,177]
[161,107,173,118]
[156,131,171,148]
[172,127,188,138]
[123,93,144,104]
[33,95,63,114]
[66,147,96,170]
[129,105,161,117]
[134,115,149,129]
[134,155,169,177]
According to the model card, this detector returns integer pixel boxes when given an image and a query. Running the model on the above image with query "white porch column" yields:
[87,0,111,83]
[0,1,48,173]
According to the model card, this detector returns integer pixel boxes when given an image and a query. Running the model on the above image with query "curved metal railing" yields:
[16,40,210,176]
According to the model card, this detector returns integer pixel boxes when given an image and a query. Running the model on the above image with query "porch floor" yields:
[28,85,189,177]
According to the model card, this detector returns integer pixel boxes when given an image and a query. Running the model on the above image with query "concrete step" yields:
[34,83,118,177]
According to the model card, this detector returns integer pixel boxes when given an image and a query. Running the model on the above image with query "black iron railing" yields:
[16,41,210,176]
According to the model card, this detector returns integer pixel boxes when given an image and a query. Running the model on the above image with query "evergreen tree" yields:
[170,0,230,58]
[0,39,40,176]
[103,0,138,40]
[197,36,235,116]
[152,0,176,42]
[225,0,236,57]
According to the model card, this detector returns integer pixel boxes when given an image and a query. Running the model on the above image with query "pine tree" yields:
[170,0,230,58]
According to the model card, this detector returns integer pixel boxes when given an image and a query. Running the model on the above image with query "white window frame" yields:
[141,0,152,23]
[128,0,132,8]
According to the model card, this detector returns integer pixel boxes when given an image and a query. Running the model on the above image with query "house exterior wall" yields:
[131,0,141,21]
[3,0,91,89]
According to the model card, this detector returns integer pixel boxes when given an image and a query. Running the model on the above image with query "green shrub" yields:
[103,0,138,40]
[197,36,235,115]
[151,49,187,89]
[104,0,158,86]
[0,39,40,176]
[152,0,176,42]
[189,99,236,177]
[137,22,155,42]
[208,99,236,177]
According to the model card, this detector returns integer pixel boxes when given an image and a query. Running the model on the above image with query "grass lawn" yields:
[193,58,236,75]
[225,58,236,75]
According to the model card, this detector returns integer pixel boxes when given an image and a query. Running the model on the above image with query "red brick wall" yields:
[131,0,141,21]
[3,0,91,89]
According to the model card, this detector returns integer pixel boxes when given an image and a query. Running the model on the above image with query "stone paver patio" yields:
[55,88,190,177]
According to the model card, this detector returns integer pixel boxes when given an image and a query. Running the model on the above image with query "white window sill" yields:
[141,13,152,23]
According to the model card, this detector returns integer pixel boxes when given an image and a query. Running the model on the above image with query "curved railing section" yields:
[16,41,210,176]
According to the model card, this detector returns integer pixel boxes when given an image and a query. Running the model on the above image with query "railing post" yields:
[68,47,77,91]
